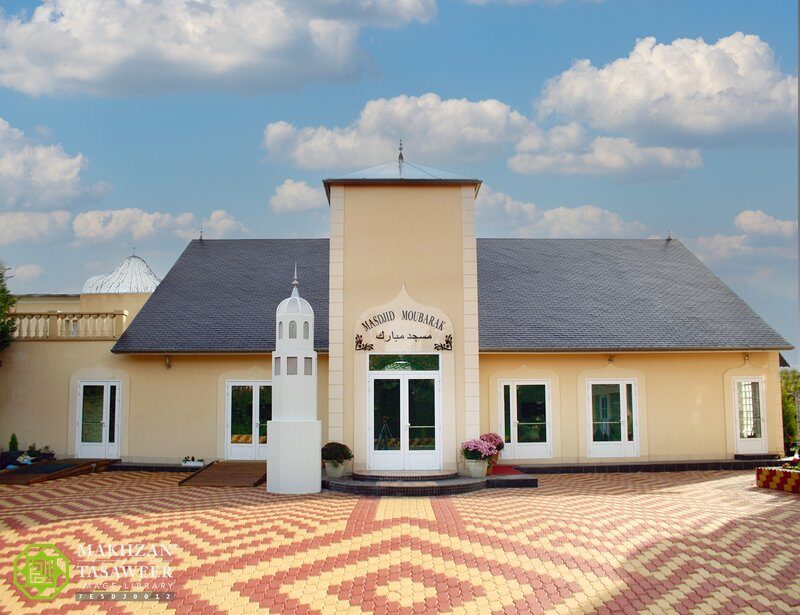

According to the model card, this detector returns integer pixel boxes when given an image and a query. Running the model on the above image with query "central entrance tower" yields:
[324,155,482,471]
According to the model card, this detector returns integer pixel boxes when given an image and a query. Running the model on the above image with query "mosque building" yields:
[0,157,792,473]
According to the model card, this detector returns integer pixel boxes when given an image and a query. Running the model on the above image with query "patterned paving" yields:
[0,471,798,614]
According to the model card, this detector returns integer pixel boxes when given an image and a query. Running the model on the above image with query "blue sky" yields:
[0,0,797,360]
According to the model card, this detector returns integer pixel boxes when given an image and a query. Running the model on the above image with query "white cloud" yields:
[264,93,534,169]
[8,263,44,281]
[0,210,70,245]
[199,209,248,238]
[0,117,102,208]
[73,208,195,242]
[734,210,797,237]
[269,179,326,213]
[690,233,795,262]
[0,0,437,96]
[477,186,646,238]
[538,32,798,141]
[521,205,647,238]
[509,135,701,179]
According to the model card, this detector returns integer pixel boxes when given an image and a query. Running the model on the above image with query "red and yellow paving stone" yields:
[0,470,798,614]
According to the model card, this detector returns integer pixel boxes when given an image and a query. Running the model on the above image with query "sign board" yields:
[355,285,454,352]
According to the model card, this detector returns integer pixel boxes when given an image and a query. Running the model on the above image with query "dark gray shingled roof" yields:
[113,239,329,353]
[476,238,790,352]
[112,238,791,354]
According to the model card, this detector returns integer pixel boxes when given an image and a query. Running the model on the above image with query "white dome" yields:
[276,287,313,316]
[82,255,161,294]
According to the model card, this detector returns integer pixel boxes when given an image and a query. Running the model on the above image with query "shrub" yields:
[479,432,504,453]
[8,433,18,452]
[322,442,353,466]
[461,438,497,461]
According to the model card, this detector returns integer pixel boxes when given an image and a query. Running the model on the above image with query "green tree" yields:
[0,262,16,352]
[781,368,800,455]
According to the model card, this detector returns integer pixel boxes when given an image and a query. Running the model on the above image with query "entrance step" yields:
[324,468,538,495]
[351,470,458,482]
[323,476,487,496]
[179,461,265,487]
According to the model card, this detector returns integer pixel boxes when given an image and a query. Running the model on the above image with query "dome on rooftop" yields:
[82,255,161,294]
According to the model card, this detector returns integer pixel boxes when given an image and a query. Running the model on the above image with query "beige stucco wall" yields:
[331,183,478,471]
[480,351,783,463]
[14,295,81,313]
[0,337,329,463]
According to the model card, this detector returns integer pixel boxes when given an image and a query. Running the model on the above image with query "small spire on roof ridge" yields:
[666,230,672,241]
[292,263,299,288]
[398,138,404,178]
[199,225,204,241]
[131,242,136,256]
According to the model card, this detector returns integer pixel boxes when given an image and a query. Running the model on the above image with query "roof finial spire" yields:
[667,230,672,241]
[398,139,404,178]
[292,262,299,288]
[199,225,204,241]
[132,242,136,256]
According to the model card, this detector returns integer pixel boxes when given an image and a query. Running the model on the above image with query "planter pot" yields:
[486,453,499,476]
[181,461,204,468]
[324,461,346,478]
[465,459,488,478]
[756,467,800,494]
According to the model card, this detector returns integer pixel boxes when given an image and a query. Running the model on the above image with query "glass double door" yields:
[226,382,271,460]
[369,375,440,471]
[77,382,120,459]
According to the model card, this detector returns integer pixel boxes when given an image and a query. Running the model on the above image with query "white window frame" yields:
[76,381,121,459]
[498,380,553,459]
[586,378,639,458]
[732,376,767,455]
[225,380,272,460]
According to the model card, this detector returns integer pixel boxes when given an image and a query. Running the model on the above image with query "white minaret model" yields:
[267,267,321,494]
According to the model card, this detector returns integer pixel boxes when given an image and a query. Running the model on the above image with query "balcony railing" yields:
[11,311,128,341]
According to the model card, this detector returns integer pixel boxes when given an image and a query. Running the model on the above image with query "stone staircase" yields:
[323,469,537,496]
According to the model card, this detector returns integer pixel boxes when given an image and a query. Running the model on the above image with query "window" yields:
[304,357,313,375]
[587,379,638,457]
[278,321,283,339]
[287,356,298,375]
[289,321,297,339]
[369,354,440,371]
[498,380,552,459]
[737,380,762,439]
[274,357,281,376]
[77,382,120,459]
[303,321,310,339]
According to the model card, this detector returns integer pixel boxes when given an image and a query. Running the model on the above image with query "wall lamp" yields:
[165,355,172,369]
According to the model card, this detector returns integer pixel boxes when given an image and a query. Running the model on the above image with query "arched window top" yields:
[278,321,283,339]
[288,320,297,339]
[303,321,310,340]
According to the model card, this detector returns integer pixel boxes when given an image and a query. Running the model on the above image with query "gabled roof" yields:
[476,239,791,352]
[113,239,329,354]
[113,238,792,354]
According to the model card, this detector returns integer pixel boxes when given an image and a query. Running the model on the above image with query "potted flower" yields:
[181,456,205,468]
[479,433,504,475]
[321,442,353,478]
[460,438,497,478]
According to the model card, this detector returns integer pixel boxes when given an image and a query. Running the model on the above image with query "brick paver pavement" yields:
[0,471,798,614]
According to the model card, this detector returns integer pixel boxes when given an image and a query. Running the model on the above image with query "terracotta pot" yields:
[465,459,488,478]
[486,453,499,475]
[324,461,345,478]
